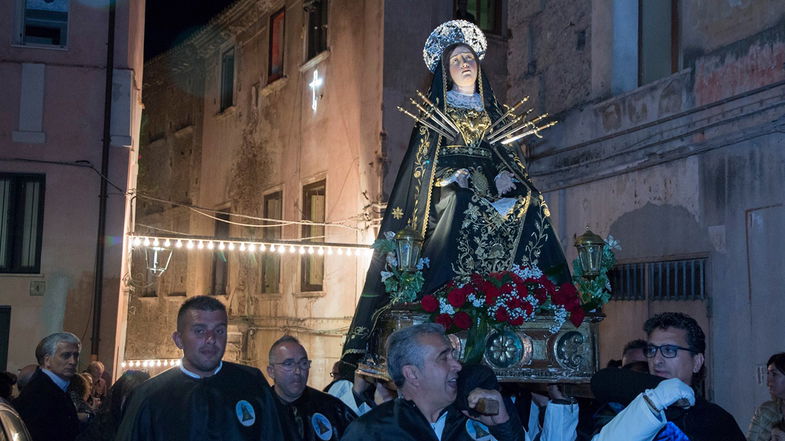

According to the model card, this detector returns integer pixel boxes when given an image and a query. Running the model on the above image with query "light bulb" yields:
[164,239,171,247]
[289,245,296,253]
[218,242,225,250]
[239,243,246,251]
[207,241,214,250]
[143,237,151,246]
[175,240,183,248]
[317,247,324,255]
[197,241,204,249]
[299,246,306,254]
[248,244,256,252]
[187,241,195,249]
[228,242,235,251]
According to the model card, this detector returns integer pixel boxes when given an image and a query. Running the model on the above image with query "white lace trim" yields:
[446,90,484,111]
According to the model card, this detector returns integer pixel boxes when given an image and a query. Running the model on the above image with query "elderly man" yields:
[86,360,108,405]
[593,312,745,441]
[267,335,356,440]
[14,332,81,441]
[115,295,284,441]
[343,323,579,441]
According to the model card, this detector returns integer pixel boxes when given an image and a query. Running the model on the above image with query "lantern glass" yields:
[145,246,173,277]
[575,229,605,278]
[395,228,423,272]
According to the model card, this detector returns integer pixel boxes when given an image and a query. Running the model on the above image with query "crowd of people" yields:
[1,295,782,441]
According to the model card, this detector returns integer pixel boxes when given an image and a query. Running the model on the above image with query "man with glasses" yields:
[267,335,356,440]
[116,296,284,441]
[594,312,745,440]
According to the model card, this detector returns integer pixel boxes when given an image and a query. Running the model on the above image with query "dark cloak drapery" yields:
[342,59,571,362]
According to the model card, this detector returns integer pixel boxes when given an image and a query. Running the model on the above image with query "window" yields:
[0,174,45,274]
[19,0,69,47]
[301,180,325,292]
[211,212,230,295]
[268,8,285,83]
[260,191,282,293]
[304,0,328,60]
[220,47,235,111]
[638,0,679,85]
[609,257,706,301]
[454,0,501,35]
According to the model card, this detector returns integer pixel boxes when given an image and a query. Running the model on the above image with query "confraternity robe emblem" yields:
[235,400,256,427]
[465,419,496,441]
[311,413,333,440]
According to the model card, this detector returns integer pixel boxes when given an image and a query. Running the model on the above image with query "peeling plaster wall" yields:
[516,0,785,427]
[131,0,385,388]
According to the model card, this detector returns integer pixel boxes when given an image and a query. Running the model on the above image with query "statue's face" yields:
[448,45,478,92]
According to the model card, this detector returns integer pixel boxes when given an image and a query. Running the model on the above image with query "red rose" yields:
[569,308,586,328]
[435,314,453,329]
[453,311,472,330]
[484,283,501,306]
[448,288,467,308]
[509,316,524,326]
[421,294,439,313]
[494,308,509,323]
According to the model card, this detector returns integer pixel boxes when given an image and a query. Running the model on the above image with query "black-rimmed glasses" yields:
[644,344,696,359]
[272,359,312,372]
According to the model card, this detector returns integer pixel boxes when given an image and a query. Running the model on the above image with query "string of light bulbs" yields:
[121,359,181,369]
[128,234,374,257]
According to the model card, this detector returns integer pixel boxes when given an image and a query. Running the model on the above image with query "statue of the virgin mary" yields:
[342,20,571,363]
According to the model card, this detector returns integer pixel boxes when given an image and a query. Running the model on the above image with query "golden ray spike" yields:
[397,106,453,139]
[416,90,461,133]
[489,113,551,143]
[499,121,558,145]
[489,96,530,130]
[409,98,456,137]
[487,108,533,140]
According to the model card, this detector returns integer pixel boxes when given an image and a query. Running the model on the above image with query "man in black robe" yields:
[14,332,81,441]
[342,323,525,441]
[266,336,356,441]
[115,296,284,441]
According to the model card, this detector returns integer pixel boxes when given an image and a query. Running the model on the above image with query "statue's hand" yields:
[495,171,516,195]
[454,169,470,188]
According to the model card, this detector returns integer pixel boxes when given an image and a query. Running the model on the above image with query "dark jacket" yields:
[275,386,356,441]
[14,369,80,441]
[341,398,524,441]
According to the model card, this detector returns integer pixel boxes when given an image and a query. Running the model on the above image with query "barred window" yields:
[609,258,706,301]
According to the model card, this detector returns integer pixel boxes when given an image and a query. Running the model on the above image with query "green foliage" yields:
[572,236,620,312]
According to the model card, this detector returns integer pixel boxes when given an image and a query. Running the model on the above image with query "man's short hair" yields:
[176,295,227,332]
[38,332,81,362]
[622,339,648,356]
[386,323,448,388]
[268,335,302,362]
[643,312,706,354]
[88,360,105,374]
[768,352,785,375]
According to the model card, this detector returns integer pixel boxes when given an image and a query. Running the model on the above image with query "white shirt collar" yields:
[41,369,70,392]
[429,410,448,440]
[179,360,223,379]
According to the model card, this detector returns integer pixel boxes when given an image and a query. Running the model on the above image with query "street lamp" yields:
[574,228,605,279]
[145,245,172,277]
[394,227,423,272]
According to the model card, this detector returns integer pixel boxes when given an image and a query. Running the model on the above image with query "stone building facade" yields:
[511,0,785,427]
[132,0,783,428]
[0,0,145,375]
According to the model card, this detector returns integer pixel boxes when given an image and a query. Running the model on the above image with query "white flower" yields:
[380,271,394,282]
[438,298,455,315]
[384,231,396,241]
[385,252,398,267]
[605,235,621,251]
[417,257,430,270]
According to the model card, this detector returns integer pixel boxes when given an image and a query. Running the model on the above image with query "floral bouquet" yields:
[420,265,586,334]
[572,235,621,312]
[374,231,430,305]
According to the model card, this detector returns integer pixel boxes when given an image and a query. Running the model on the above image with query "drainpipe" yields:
[91,0,116,357]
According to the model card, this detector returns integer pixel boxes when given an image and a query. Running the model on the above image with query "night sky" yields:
[144,0,236,60]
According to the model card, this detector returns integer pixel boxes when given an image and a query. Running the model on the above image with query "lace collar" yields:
[446,90,484,111]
